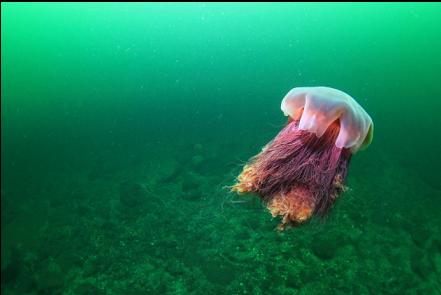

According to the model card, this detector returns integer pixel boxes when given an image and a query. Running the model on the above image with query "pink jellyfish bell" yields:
[232,86,374,230]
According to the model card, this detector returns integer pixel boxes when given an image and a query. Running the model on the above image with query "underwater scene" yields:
[2,3,441,294]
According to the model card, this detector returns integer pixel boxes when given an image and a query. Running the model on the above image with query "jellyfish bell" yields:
[232,86,373,230]
[281,86,374,153]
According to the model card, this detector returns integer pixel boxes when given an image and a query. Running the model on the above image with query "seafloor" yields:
[2,140,440,294]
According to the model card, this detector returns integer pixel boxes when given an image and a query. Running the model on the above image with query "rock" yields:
[119,181,147,208]
[411,249,432,279]
[1,246,22,285]
[191,155,204,168]
[410,227,431,248]
[35,261,64,292]
[75,282,105,295]
[193,143,203,152]
[181,177,200,193]
[311,235,340,260]
[180,173,202,201]
[181,192,202,201]
[1,257,20,285]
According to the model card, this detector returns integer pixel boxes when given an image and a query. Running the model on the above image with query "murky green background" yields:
[2,3,441,294]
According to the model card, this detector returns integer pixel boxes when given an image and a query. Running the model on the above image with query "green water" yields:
[2,3,441,294]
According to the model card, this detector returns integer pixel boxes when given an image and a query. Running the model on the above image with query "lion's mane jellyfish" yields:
[232,87,374,230]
